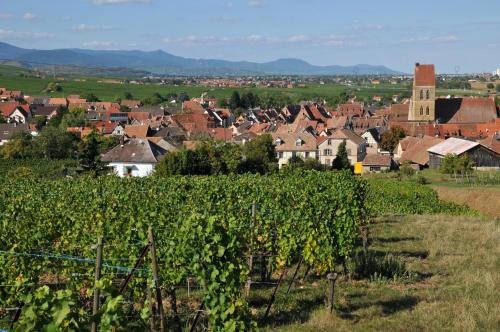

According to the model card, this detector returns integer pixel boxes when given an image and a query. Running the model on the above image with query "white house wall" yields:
[107,162,156,177]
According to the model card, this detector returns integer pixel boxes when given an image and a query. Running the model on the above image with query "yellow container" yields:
[354,162,362,175]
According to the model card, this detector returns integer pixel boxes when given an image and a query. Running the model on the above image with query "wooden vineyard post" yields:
[91,236,104,332]
[147,284,156,332]
[285,255,303,298]
[326,272,339,313]
[149,226,166,332]
[360,225,369,276]
[246,201,256,296]
[264,269,287,319]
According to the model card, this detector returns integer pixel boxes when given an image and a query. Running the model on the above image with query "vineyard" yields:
[0,171,476,330]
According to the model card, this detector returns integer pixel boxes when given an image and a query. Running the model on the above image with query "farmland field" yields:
[0,64,489,103]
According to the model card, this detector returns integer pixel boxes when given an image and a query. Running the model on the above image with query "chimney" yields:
[415,62,420,67]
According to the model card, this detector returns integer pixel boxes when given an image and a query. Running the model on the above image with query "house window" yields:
[325,159,330,165]
[275,138,281,145]
[292,152,297,158]
[419,90,424,100]
[295,139,302,147]
[370,166,381,172]
[278,152,283,158]
[347,149,352,155]
[420,106,424,115]
[124,166,133,177]
[305,152,310,158]
[426,106,429,115]
[324,149,332,156]
[327,139,332,145]
[426,90,430,99]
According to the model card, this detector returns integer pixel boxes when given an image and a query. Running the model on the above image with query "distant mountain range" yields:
[0,42,402,76]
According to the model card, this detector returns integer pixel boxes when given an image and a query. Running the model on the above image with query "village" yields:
[1,63,499,177]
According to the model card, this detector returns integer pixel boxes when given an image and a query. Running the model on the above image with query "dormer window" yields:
[295,138,302,147]
[275,138,282,145]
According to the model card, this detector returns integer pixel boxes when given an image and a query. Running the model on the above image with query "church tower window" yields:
[426,90,430,99]
[420,90,424,100]
[426,106,429,115]
[420,106,423,115]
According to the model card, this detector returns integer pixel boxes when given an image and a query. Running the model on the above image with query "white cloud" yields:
[288,34,308,42]
[212,16,240,23]
[0,13,14,20]
[92,0,151,4]
[83,40,114,47]
[487,43,498,47]
[248,0,262,7]
[246,34,263,42]
[23,12,38,21]
[401,35,459,43]
[73,24,114,31]
[0,29,54,39]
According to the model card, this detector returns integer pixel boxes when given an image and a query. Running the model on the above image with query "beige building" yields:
[408,63,436,121]
[272,131,317,168]
[317,129,367,166]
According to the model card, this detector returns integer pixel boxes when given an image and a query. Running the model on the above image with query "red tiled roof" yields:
[210,128,233,141]
[479,134,500,154]
[0,103,29,118]
[414,64,435,86]
[363,154,392,167]
[435,97,497,124]
[248,123,270,134]
[125,124,150,138]
[128,112,150,122]
[182,100,205,113]
[399,136,444,165]
[48,98,68,106]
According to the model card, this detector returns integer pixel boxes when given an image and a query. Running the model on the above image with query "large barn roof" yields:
[427,137,478,156]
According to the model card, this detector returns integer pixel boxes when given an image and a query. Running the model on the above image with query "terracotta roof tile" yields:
[414,64,435,86]
[363,154,392,167]
[399,136,444,165]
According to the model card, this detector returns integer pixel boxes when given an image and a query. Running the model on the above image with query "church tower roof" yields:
[414,63,435,86]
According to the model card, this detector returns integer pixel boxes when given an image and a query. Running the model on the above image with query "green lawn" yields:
[255,214,499,331]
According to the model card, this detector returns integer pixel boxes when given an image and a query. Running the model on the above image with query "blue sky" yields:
[1,0,499,73]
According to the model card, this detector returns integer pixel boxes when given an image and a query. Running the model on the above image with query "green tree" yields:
[380,126,406,152]
[77,129,102,174]
[178,91,190,103]
[45,82,62,93]
[60,108,86,129]
[496,84,500,93]
[240,134,277,173]
[30,115,47,129]
[37,126,78,159]
[486,83,495,89]
[82,93,100,102]
[1,132,37,159]
[124,91,133,99]
[332,140,351,170]
[229,91,241,110]
[120,105,131,112]
[440,153,474,176]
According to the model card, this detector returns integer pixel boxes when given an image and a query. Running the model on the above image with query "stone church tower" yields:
[408,63,436,121]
